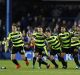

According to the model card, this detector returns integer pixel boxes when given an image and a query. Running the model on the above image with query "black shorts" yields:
[50,49,61,56]
[62,47,78,54]
[11,46,25,54]
[34,46,44,55]
[24,46,35,51]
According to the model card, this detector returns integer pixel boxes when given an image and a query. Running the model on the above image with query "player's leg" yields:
[72,47,80,69]
[58,53,67,69]
[37,48,50,69]
[60,48,68,69]
[37,54,42,69]
[32,52,38,68]
[38,54,50,69]
[37,51,47,69]
[11,54,21,69]
[47,50,58,69]
[21,54,29,66]
[39,47,50,69]
[11,54,19,65]
[11,47,20,69]
[48,54,58,69]
[32,46,43,69]
[19,46,29,66]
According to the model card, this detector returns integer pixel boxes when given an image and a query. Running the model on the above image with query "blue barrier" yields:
[0,51,80,61]
[0,52,10,59]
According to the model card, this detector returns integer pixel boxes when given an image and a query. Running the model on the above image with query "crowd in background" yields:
[1,1,80,40]
[0,17,80,59]
[1,1,80,59]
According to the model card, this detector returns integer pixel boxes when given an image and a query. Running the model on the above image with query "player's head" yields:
[60,26,66,33]
[17,26,21,31]
[37,27,43,34]
[34,27,38,33]
[12,24,17,32]
[76,25,80,32]
[45,29,51,37]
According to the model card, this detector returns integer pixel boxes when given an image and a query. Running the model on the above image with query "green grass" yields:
[0,60,80,75]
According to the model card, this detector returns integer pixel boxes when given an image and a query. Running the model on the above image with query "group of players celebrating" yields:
[5,23,80,69]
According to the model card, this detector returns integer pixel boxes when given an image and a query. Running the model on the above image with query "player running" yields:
[5,24,29,69]
[45,29,67,69]
[71,25,80,69]
[59,26,80,69]
[32,27,50,69]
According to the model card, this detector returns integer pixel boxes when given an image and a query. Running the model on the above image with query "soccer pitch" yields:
[0,60,80,75]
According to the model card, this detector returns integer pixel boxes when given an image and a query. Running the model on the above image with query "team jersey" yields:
[32,32,46,47]
[7,31,24,47]
[74,32,80,41]
[71,36,80,47]
[46,35,61,51]
[59,32,71,48]
[71,31,80,47]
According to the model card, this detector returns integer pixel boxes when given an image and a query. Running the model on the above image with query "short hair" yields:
[45,29,51,33]
[12,23,17,27]
[61,24,67,28]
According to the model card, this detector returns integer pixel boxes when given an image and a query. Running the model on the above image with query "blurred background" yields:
[0,0,80,59]
[1,0,80,40]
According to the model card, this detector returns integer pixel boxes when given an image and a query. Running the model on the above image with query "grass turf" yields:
[0,60,80,75]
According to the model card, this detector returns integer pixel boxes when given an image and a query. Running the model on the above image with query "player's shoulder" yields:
[8,31,20,35]
[32,32,37,36]
[59,33,63,36]
[46,35,54,39]
[52,35,59,40]
[50,35,54,38]
[18,31,22,35]
[8,32,12,36]
[59,32,69,35]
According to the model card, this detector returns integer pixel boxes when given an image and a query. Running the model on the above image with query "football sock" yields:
[58,56,67,67]
[73,55,80,66]
[51,59,58,67]
[12,59,19,65]
[33,57,36,66]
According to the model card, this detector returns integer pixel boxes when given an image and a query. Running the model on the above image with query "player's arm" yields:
[43,46,48,56]
[69,31,74,37]
[45,40,51,50]
[43,39,49,56]
[58,34,63,48]
[5,34,11,52]
[58,34,61,42]
[29,36,35,47]
[20,32,24,40]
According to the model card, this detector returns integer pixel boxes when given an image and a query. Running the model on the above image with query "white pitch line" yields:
[0,69,80,73]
